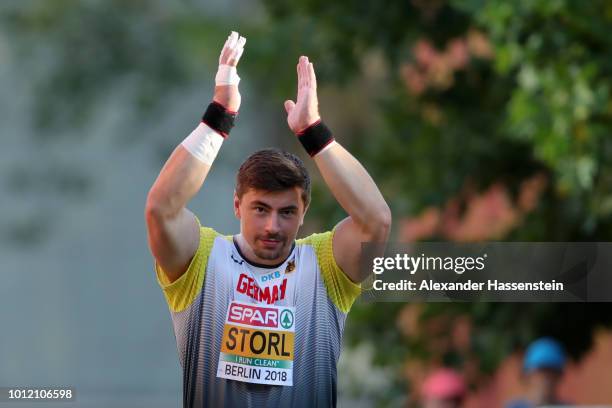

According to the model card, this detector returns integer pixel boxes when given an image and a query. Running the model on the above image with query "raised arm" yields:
[284,56,392,283]
[145,31,246,283]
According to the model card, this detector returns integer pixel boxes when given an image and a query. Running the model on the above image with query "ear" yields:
[233,191,241,219]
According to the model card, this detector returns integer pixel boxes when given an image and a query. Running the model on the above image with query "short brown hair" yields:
[236,148,311,207]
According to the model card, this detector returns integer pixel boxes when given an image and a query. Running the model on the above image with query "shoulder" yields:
[156,223,230,312]
[297,229,361,313]
[296,230,332,248]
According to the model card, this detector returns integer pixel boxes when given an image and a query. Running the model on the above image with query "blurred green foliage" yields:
[260,0,612,238]
[2,0,229,133]
[259,0,612,395]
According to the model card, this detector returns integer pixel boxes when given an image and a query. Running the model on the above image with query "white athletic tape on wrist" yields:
[180,122,224,165]
[215,64,240,85]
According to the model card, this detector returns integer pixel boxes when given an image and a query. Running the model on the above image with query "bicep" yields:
[146,207,200,283]
[332,217,369,283]
[333,215,391,283]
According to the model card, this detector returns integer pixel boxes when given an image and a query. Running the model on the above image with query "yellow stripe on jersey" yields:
[156,219,219,313]
[297,228,361,313]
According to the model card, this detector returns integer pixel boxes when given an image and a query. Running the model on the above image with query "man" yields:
[145,31,391,407]
[505,337,568,408]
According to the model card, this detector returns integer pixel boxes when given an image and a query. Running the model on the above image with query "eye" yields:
[254,206,266,213]
[280,209,296,217]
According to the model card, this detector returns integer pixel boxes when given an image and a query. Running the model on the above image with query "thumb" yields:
[284,100,295,115]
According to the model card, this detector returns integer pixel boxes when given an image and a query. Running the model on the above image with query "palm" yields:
[285,56,321,133]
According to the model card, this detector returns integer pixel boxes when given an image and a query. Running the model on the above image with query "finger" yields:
[220,32,236,63]
[298,56,307,90]
[308,62,317,89]
[237,36,246,49]
[232,37,246,59]
[232,47,245,65]
[219,36,231,64]
[228,31,239,49]
[284,100,295,115]
[228,36,246,65]
[220,49,231,65]
[303,56,310,88]
[295,60,301,99]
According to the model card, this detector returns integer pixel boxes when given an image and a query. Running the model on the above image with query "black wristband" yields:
[201,101,237,138]
[297,120,334,157]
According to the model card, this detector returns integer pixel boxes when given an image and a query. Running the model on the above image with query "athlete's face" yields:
[234,187,307,265]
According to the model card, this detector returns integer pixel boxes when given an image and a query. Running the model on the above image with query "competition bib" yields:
[217,300,295,386]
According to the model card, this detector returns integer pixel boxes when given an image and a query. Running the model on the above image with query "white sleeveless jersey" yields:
[155,219,361,408]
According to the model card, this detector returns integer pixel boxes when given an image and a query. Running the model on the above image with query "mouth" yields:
[259,238,283,249]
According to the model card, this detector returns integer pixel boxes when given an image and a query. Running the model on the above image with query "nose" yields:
[265,212,281,235]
